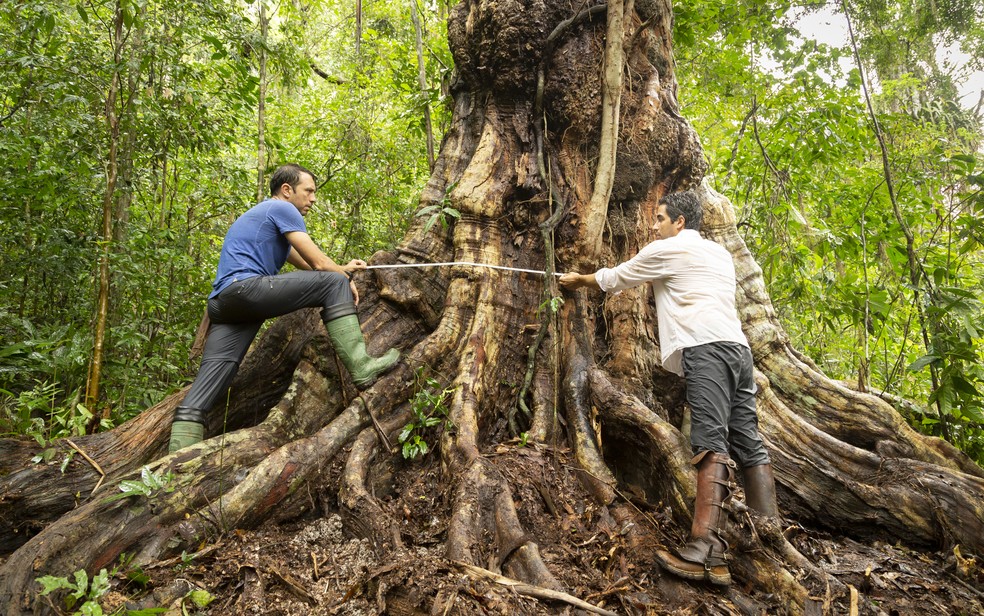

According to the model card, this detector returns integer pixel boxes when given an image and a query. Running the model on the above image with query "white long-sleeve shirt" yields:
[595,229,748,376]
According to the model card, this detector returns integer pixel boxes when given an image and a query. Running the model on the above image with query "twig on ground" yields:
[145,544,222,569]
[453,560,619,616]
[65,438,106,495]
[585,575,631,602]
[264,564,318,605]
[357,395,393,452]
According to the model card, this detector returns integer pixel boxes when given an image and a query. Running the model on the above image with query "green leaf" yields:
[868,289,891,318]
[79,601,104,616]
[72,569,89,600]
[908,355,940,371]
[401,441,416,459]
[960,405,984,423]
[141,466,160,489]
[36,575,75,596]
[422,213,439,234]
[125,566,151,587]
[89,569,110,599]
[188,589,214,608]
[951,375,982,397]
[60,452,75,473]
[950,153,976,166]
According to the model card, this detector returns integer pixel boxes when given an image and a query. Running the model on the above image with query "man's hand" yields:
[343,259,367,275]
[342,260,367,304]
[559,272,598,291]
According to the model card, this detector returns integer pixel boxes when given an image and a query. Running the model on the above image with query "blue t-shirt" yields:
[210,199,307,297]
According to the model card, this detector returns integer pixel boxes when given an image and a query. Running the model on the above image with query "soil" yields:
[69,444,983,615]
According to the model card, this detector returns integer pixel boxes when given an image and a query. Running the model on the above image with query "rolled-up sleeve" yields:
[595,242,674,292]
[589,230,747,376]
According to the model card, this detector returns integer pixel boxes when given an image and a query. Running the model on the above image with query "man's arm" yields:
[285,231,364,274]
[285,231,366,303]
[558,272,601,291]
[286,247,312,270]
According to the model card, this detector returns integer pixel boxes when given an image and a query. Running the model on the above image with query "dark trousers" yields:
[176,271,353,421]
[682,341,770,468]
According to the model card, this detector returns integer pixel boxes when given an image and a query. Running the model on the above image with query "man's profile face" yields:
[283,172,317,216]
[653,204,683,240]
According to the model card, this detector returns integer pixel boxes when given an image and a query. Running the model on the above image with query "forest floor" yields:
[14,444,983,615]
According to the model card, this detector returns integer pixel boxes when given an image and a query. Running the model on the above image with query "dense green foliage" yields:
[1,0,982,462]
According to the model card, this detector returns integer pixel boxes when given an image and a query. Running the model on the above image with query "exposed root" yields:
[528,355,561,443]
[761,345,982,478]
[445,459,561,590]
[560,295,617,504]
[338,410,412,552]
[589,366,692,519]
[196,403,368,533]
[436,271,565,589]
[756,372,984,553]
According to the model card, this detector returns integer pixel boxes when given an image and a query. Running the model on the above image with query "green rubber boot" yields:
[325,314,400,388]
[168,421,205,453]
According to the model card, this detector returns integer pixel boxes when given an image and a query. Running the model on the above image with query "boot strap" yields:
[675,537,728,568]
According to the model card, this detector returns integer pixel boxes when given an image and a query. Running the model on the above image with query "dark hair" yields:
[660,190,702,231]
[269,164,316,196]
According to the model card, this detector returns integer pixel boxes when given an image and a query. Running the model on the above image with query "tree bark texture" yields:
[1,1,981,614]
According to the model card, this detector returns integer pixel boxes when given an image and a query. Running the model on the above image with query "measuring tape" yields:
[366,261,564,277]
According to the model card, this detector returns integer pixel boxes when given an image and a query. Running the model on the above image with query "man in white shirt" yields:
[559,190,777,586]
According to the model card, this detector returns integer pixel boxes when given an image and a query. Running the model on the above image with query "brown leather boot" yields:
[743,463,778,517]
[656,451,736,586]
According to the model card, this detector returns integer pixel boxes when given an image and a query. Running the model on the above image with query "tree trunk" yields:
[84,0,126,413]
[354,0,362,58]
[256,0,269,203]
[2,1,982,614]
[409,0,435,172]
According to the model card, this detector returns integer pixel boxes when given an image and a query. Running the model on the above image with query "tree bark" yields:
[2,1,981,614]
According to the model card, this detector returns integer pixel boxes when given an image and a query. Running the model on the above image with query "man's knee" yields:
[315,271,353,304]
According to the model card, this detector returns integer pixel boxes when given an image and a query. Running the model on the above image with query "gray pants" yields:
[682,341,770,468]
[174,271,354,424]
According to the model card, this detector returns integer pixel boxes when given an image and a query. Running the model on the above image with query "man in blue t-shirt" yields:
[168,163,400,453]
